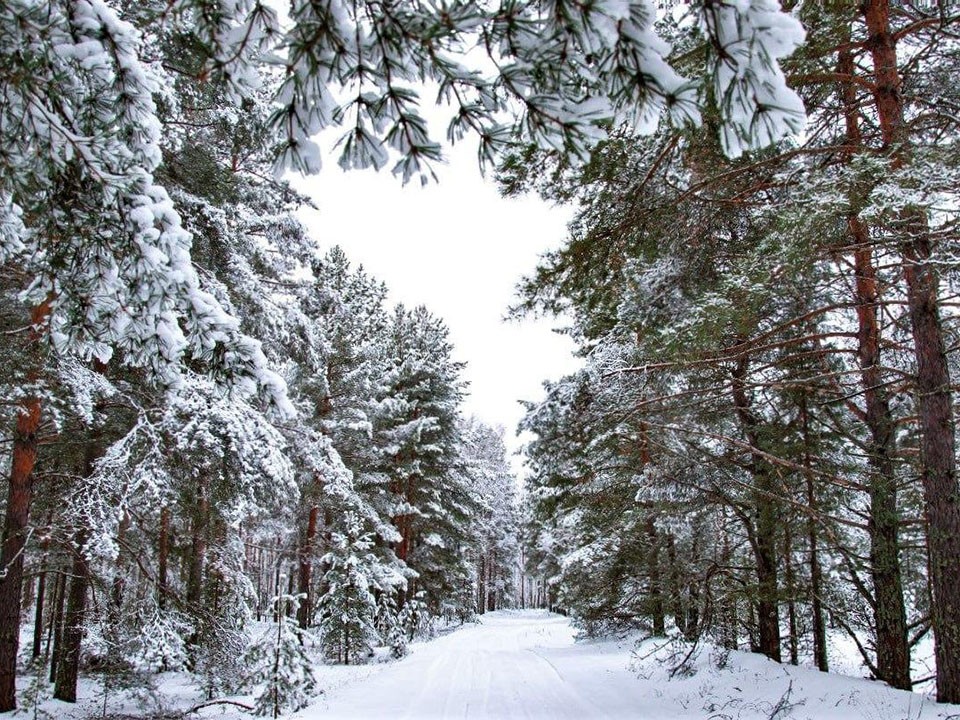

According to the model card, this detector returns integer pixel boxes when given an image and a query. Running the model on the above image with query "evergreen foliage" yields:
[9,0,960,712]
[316,514,381,666]
[512,0,960,703]
[243,595,317,718]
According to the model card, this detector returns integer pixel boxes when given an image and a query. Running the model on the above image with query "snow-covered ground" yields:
[299,610,958,720]
[23,610,960,719]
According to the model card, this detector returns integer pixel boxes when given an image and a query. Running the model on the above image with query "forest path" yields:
[302,610,647,720]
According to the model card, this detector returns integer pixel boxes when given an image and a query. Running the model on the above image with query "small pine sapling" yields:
[243,594,317,718]
[374,593,407,659]
[398,591,432,641]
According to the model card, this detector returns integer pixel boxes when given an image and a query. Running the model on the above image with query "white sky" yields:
[289,140,581,478]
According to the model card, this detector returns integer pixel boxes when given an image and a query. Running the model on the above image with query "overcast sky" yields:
[289,139,581,477]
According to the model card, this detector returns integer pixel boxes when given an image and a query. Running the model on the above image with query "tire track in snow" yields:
[304,610,625,720]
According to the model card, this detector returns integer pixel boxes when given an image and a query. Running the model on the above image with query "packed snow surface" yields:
[28,610,960,718]
[298,610,956,720]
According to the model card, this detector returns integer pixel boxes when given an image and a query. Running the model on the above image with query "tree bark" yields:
[862,1,960,701]
[0,300,50,711]
[800,397,828,672]
[666,533,686,636]
[186,482,209,612]
[784,523,799,666]
[157,506,170,611]
[32,529,51,660]
[478,553,486,615]
[646,517,665,637]
[53,531,89,703]
[54,405,106,704]
[837,42,911,690]
[487,551,496,612]
[720,508,737,651]
[852,218,910,690]
[112,510,129,611]
[731,355,781,662]
[186,480,210,663]
[297,505,319,630]
[48,569,65,683]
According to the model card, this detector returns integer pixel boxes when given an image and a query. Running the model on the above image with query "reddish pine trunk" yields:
[902,230,960,701]
[862,1,960,702]
[852,219,911,690]
[0,301,50,711]
[838,43,911,689]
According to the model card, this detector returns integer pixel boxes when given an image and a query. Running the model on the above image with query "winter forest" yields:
[2,0,960,718]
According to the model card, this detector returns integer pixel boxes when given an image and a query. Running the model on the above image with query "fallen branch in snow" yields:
[766,680,803,720]
[184,699,255,715]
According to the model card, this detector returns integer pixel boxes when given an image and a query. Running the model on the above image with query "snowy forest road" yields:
[302,610,646,720]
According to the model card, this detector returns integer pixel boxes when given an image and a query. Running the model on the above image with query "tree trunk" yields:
[784,524,798,666]
[837,43,911,690]
[157,506,170,611]
[666,533,686,636]
[487,551,496,612]
[186,481,210,662]
[862,1,960,701]
[53,531,90,703]
[477,552,487,615]
[646,518,665,637]
[800,397,828,672]
[731,355,781,662]
[112,510,129,611]
[851,216,910,689]
[54,408,106,704]
[0,300,50,711]
[32,530,51,660]
[297,506,319,630]
[186,482,209,611]
[720,508,737,651]
[32,571,46,660]
[901,219,960,702]
[48,569,65,683]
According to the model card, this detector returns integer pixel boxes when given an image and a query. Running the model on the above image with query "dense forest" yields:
[2,0,960,716]
[512,0,960,708]
[0,0,528,711]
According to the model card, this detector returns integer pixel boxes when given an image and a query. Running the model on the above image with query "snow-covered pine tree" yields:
[369,305,474,620]
[511,2,960,701]
[316,513,381,665]
[460,419,519,614]
[0,0,814,710]
[0,0,293,706]
[286,248,403,632]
